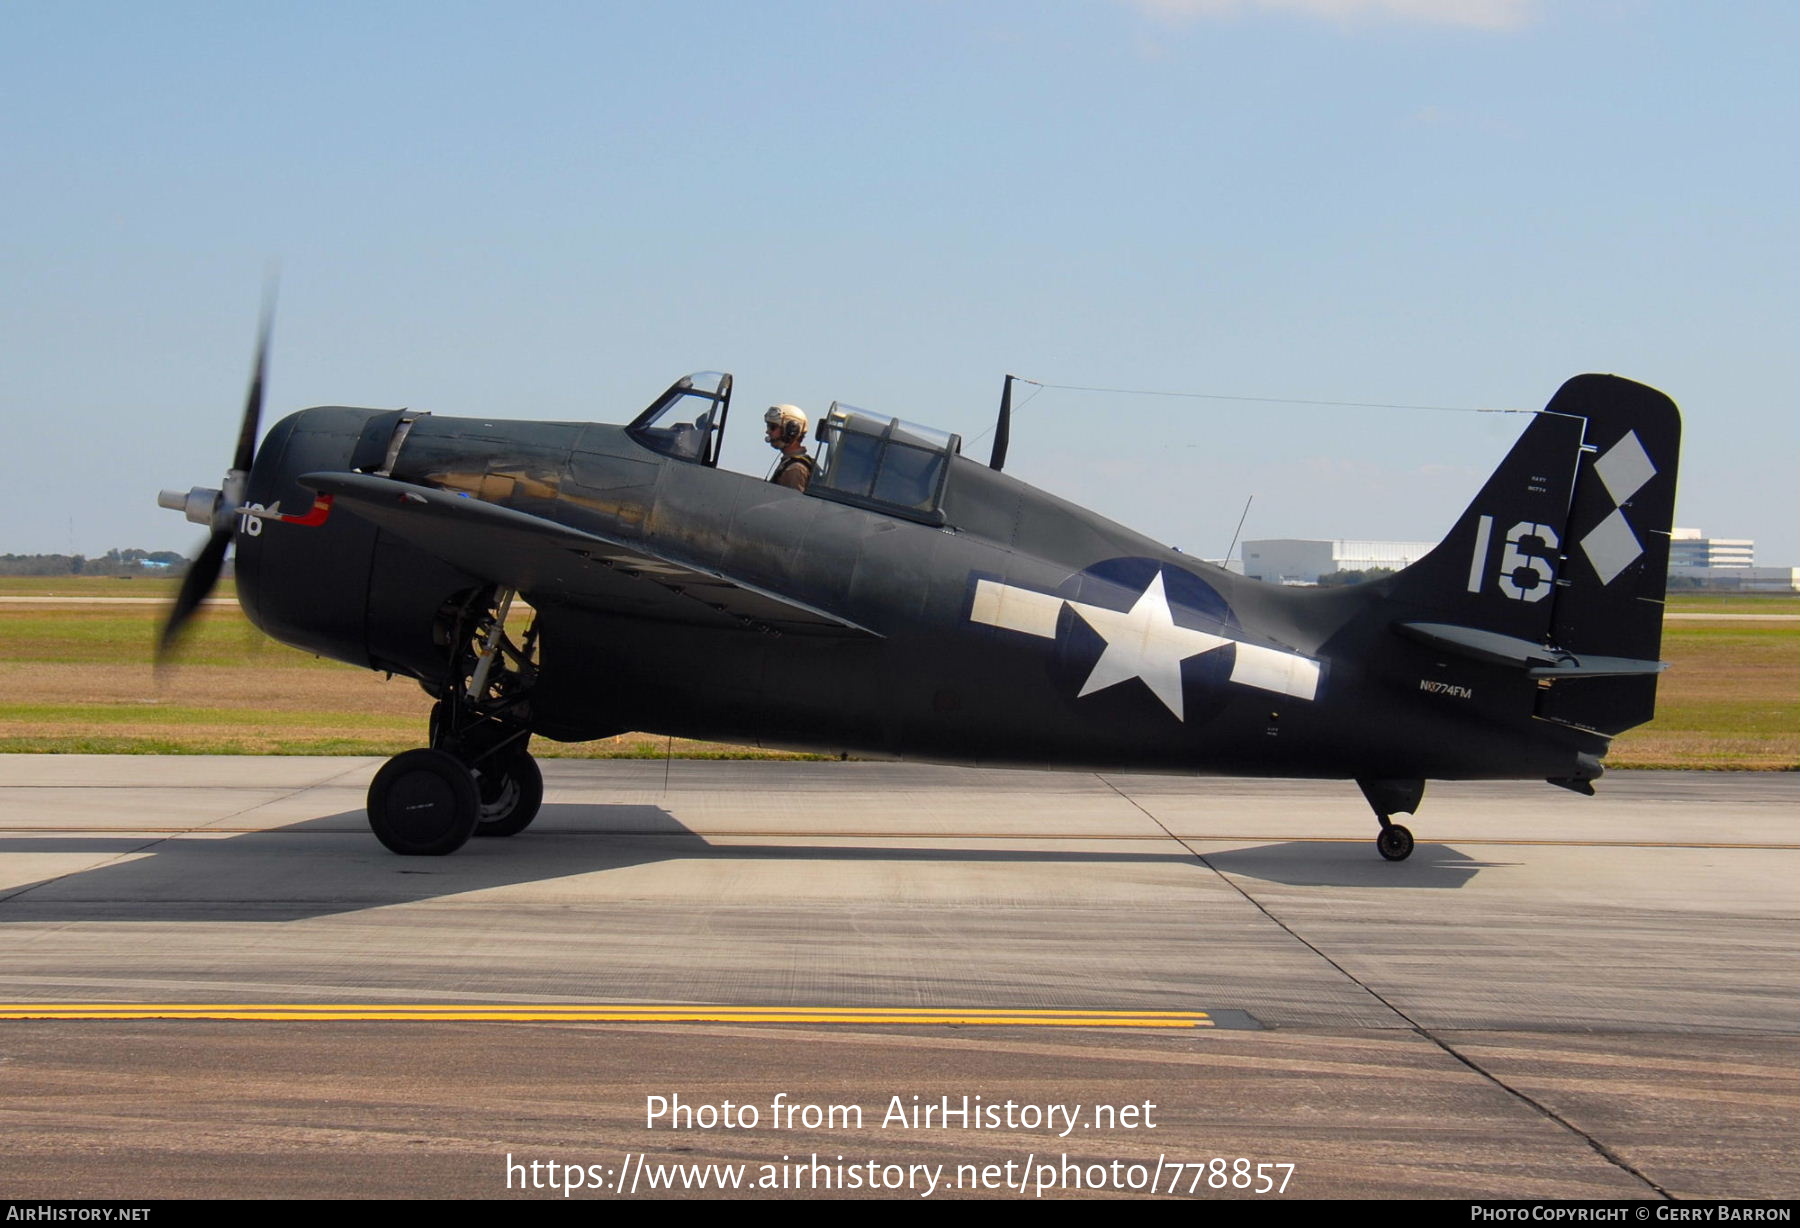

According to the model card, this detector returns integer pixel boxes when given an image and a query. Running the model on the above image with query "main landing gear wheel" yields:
[473,750,543,838]
[367,748,480,856]
[1376,823,1415,862]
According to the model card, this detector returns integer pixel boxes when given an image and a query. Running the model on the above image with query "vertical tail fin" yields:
[1389,374,1681,735]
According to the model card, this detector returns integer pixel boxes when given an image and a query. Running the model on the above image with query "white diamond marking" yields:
[1594,430,1656,506]
[1581,507,1643,586]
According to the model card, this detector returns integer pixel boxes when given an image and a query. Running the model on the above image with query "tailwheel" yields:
[473,748,543,838]
[1358,778,1424,863]
[367,748,480,856]
[1376,823,1415,862]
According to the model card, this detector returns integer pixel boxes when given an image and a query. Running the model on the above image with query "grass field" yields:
[0,575,236,598]
[0,586,821,759]
[1,583,1793,767]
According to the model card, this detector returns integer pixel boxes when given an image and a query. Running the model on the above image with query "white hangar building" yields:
[1240,539,1440,585]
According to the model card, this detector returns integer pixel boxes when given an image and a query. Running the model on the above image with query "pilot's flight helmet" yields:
[764,403,808,444]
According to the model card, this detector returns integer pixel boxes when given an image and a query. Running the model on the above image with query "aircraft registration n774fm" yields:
[158,336,1680,861]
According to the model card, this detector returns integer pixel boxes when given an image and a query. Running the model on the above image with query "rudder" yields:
[1536,374,1681,734]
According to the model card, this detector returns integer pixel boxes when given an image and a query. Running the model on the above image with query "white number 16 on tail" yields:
[1467,515,1558,602]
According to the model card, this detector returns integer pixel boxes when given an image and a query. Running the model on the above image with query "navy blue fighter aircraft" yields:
[157,327,1680,860]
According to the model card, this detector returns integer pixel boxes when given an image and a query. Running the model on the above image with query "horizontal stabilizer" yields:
[1527,656,1667,680]
[300,472,878,638]
[1396,621,1665,678]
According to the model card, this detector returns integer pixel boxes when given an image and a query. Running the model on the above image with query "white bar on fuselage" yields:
[1229,642,1321,701]
[970,579,1063,640]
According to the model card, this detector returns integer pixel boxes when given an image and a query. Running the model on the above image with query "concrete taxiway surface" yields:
[1,756,1794,1199]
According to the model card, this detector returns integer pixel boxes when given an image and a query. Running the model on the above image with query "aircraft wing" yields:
[298,472,878,638]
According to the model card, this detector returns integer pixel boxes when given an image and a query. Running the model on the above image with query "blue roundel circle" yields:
[1046,557,1241,727]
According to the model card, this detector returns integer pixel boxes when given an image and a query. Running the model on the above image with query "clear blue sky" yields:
[4,0,1795,564]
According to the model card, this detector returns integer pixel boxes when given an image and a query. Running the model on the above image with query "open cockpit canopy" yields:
[811,404,960,525]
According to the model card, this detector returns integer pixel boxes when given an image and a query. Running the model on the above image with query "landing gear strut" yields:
[1357,778,1423,862]
[367,586,542,855]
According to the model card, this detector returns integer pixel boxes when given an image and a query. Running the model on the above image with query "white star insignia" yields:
[1068,572,1230,721]
[967,569,1322,720]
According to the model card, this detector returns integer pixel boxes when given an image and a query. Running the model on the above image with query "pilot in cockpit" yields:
[764,404,815,492]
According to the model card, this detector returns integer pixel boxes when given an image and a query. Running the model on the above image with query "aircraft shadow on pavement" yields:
[1200,841,1512,889]
[0,804,1501,923]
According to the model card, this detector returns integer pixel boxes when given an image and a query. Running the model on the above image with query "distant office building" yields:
[1668,527,1754,569]
[1240,539,1439,585]
[1668,565,1798,592]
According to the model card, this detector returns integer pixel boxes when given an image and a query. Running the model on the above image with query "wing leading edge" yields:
[299,471,878,638]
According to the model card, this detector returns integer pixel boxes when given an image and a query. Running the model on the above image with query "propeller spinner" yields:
[154,304,272,663]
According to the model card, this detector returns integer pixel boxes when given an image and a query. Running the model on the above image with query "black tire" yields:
[473,750,543,838]
[367,748,480,856]
[1376,823,1415,862]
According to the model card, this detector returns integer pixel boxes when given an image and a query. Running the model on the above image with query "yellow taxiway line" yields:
[1,827,1793,849]
[0,1003,1213,1027]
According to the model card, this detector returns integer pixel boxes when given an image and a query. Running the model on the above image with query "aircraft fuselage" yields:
[237,406,1607,784]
